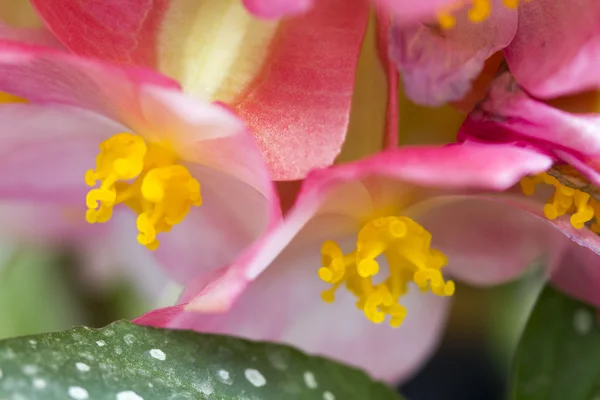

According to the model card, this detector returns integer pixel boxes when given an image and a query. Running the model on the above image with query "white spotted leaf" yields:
[0,320,404,399]
[511,286,600,400]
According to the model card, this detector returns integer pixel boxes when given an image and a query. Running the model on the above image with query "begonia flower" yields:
[0,40,278,284]
[30,0,371,180]
[136,142,600,382]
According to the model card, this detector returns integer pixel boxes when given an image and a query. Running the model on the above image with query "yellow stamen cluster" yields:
[85,133,202,250]
[318,216,455,328]
[437,0,522,29]
[521,172,600,233]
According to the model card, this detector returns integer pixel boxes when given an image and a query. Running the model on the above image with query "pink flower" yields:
[29,0,372,180]
[135,142,600,382]
[0,38,279,286]
[387,0,600,108]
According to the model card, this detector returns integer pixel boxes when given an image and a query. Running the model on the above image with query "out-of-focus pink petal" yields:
[416,197,565,286]
[234,0,369,180]
[242,0,314,19]
[458,72,600,185]
[0,40,180,126]
[505,0,600,98]
[389,1,517,106]
[31,0,168,66]
[0,103,124,203]
[551,244,600,309]
[136,252,451,383]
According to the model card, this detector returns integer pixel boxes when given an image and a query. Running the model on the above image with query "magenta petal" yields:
[389,2,517,106]
[459,72,600,185]
[0,103,123,203]
[242,0,314,19]
[506,0,600,98]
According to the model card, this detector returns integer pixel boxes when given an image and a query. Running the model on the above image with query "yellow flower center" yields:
[85,133,202,250]
[318,216,455,328]
[521,172,600,233]
[437,0,521,29]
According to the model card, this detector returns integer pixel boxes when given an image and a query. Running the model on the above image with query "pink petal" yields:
[242,0,314,19]
[389,0,517,106]
[0,103,124,203]
[416,196,565,286]
[136,253,451,383]
[31,0,168,66]
[551,243,600,309]
[505,0,600,98]
[234,0,370,179]
[0,0,63,47]
[459,72,600,185]
[0,40,180,126]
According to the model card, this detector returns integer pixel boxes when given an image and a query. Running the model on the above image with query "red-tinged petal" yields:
[505,0,600,98]
[0,0,62,47]
[33,0,369,180]
[234,0,370,179]
[389,1,517,106]
[0,40,180,127]
[458,72,600,185]
[242,0,314,19]
[31,0,168,66]
[0,104,124,203]
[136,262,451,384]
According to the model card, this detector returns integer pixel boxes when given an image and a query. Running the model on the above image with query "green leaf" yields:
[511,285,600,400]
[0,320,403,400]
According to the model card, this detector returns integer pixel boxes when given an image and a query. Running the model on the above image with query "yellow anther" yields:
[468,0,491,23]
[318,216,454,328]
[85,132,202,250]
[521,172,600,231]
[437,0,526,29]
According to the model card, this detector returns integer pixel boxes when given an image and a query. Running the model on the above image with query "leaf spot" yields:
[303,371,318,389]
[22,365,38,375]
[116,390,144,400]
[245,369,266,387]
[68,386,89,399]
[149,349,166,361]
[96,340,106,347]
[76,362,91,372]
[573,308,593,335]
[217,369,232,384]
[33,378,46,389]
[323,390,335,400]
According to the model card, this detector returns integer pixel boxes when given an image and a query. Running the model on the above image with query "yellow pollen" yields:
[318,216,455,328]
[437,0,524,28]
[85,133,202,250]
[520,172,600,233]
